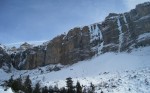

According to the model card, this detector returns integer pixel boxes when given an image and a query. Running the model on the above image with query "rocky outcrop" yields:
[21,27,94,69]
[0,45,11,68]
[58,26,93,65]
[0,2,150,70]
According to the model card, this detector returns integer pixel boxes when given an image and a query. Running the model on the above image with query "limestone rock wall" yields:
[0,2,150,70]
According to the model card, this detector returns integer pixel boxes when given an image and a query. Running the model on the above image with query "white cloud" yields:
[124,0,150,10]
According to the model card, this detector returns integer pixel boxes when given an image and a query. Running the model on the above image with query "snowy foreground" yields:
[0,86,13,93]
[0,46,150,93]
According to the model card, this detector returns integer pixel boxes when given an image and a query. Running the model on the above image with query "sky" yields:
[0,0,149,45]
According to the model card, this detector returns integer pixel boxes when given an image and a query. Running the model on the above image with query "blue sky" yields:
[0,0,149,45]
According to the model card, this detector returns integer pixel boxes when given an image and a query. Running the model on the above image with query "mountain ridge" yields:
[1,46,150,93]
[0,2,150,70]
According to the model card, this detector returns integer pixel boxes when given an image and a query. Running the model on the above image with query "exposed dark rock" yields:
[0,2,150,70]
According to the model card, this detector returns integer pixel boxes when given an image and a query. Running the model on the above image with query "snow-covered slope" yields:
[0,86,13,93]
[4,40,48,48]
[0,46,150,92]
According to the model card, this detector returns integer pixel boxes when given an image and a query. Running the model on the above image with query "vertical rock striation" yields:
[0,2,150,70]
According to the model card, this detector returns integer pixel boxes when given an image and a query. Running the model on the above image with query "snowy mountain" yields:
[4,40,48,48]
[0,2,150,93]
[0,46,150,93]
[0,2,150,70]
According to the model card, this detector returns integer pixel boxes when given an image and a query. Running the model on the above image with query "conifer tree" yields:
[33,82,41,93]
[66,77,75,93]
[49,86,54,93]
[60,87,67,93]
[87,83,95,93]
[24,75,32,93]
[76,81,82,93]
[7,75,13,87]
[11,79,20,92]
[42,86,49,93]
[53,85,59,92]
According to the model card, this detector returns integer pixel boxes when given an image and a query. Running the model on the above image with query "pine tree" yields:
[49,86,54,93]
[5,76,24,92]
[7,75,13,87]
[76,81,82,93]
[42,86,49,93]
[24,75,32,93]
[90,83,95,92]
[66,77,74,93]
[33,82,41,93]
[11,79,19,92]
[82,87,87,93]
[17,76,23,91]
[87,83,95,93]
[53,85,59,92]
[60,87,67,93]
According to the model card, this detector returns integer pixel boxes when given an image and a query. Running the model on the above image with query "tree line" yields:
[3,75,96,93]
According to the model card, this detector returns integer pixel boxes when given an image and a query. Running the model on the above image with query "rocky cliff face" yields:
[0,2,150,70]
